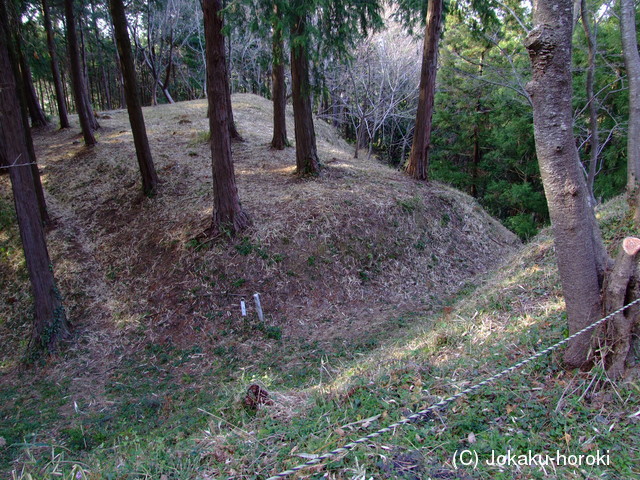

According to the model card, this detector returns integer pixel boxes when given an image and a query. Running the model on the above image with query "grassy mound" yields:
[194,196,638,480]
[0,92,581,479]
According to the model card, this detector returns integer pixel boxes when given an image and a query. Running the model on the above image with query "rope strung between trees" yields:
[0,154,37,170]
[265,297,640,480]
[0,162,38,169]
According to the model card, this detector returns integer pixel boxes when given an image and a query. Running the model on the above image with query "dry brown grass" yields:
[0,93,518,427]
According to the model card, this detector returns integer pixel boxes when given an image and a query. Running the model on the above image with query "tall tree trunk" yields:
[203,2,240,139]
[202,0,249,235]
[581,0,598,204]
[0,15,68,353]
[64,0,97,146]
[270,2,288,150]
[111,30,127,108]
[525,0,606,368]
[226,71,241,140]
[78,12,99,131]
[42,0,70,129]
[11,15,49,128]
[102,65,112,110]
[405,0,443,181]
[160,30,175,104]
[109,0,158,196]
[290,7,319,175]
[207,32,242,140]
[355,113,367,159]
[1,0,49,223]
[150,71,158,105]
[620,0,640,225]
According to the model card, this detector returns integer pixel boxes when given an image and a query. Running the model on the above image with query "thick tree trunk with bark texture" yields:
[604,237,640,379]
[109,0,158,196]
[0,0,49,223]
[202,0,249,235]
[64,0,97,146]
[620,0,640,225]
[525,0,605,368]
[42,0,70,129]
[0,17,68,352]
[290,10,319,175]
[270,3,288,150]
[405,0,443,181]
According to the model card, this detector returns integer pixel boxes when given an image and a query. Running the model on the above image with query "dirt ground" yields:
[0,94,519,463]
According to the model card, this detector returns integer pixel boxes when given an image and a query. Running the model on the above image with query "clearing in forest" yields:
[0,94,519,476]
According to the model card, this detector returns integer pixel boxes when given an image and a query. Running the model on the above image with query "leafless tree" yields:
[323,23,421,163]
[130,0,197,105]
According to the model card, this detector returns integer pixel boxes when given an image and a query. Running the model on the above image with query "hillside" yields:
[203,196,639,480]
[0,94,522,477]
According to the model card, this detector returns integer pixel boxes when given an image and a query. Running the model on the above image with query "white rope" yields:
[0,162,38,169]
[265,297,640,479]
[0,154,37,170]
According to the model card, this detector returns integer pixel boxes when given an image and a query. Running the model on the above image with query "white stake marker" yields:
[254,293,264,322]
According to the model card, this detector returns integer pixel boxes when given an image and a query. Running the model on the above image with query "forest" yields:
[1,0,640,477]
[5,0,636,237]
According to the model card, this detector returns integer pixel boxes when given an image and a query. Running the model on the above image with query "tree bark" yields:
[202,0,249,235]
[620,0,640,225]
[109,0,159,196]
[0,0,50,224]
[64,0,97,146]
[405,0,443,181]
[226,77,242,140]
[78,12,99,131]
[603,237,640,379]
[525,0,606,368]
[0,15,68,353]
[270,2,288,150]
[161,29,175,104]
[290,7,319,175]
[42,0,70,129]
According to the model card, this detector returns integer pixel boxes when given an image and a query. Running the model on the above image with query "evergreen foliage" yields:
[8,0,636,237]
